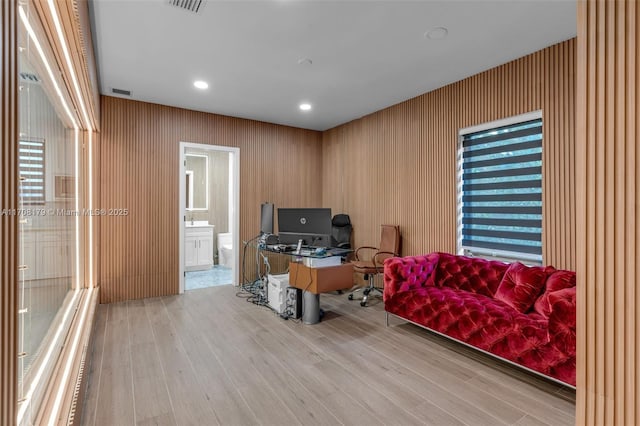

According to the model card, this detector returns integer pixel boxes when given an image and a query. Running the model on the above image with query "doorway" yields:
[179,142,239,292]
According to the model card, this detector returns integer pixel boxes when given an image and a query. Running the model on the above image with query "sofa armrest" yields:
[547,287,576,356]
[383,253,440,300]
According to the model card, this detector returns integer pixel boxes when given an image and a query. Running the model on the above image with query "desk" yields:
[288,262,353,294]
[259,245,353,324]
[288,262,354,324]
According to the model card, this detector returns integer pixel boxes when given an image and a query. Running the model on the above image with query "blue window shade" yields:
[460,118,542,261]
[19,139,45,204]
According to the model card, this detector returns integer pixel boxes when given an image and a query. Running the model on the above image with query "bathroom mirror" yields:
[185,153,208,210]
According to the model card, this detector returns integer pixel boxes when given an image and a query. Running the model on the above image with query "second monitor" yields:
[277,208,332,246]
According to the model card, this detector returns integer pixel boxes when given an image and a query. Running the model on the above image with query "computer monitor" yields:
[277,208,331,246]
[260,202,274,234]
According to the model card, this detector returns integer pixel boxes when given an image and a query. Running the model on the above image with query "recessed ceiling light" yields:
[299,103,312,111]
[194,80,209,89]
[425,27,448,40]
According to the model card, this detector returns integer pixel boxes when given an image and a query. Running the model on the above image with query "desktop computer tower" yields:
[267,274,302,319]
[285,287,302,319]
[267,273,289,314]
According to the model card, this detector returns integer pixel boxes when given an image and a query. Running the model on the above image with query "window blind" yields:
[19,139,45,204]
[460,118,542,262]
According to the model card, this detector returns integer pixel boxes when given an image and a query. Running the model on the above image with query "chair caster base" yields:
[348,285,377,306]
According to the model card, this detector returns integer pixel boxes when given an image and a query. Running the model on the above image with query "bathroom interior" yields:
[184,147,234,290]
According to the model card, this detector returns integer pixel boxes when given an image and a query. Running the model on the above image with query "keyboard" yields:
[268,244,296,252]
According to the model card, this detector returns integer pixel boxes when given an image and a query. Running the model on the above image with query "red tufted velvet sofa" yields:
[383,252,576,386]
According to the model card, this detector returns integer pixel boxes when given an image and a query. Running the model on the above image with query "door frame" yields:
[179,142,240,293]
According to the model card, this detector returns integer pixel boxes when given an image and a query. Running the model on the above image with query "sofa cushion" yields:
[533,270,576,318]
[494,262,549,313]
[385,285,550,362]
[386,285,519,342]
[428,252,508,297]
[548,287,577,355]
[383,253,440,301]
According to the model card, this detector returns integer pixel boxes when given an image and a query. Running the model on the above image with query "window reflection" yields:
[17,5,81,424]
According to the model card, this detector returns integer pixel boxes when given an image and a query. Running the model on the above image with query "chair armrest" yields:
[383,253,440,300]
[372,251,399,272]
[547,287,576,356]
[354,246,378,261]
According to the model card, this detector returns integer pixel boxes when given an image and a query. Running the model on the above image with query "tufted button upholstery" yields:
[383,253,440,301]
[547,287,576,356]
[494,262,553,313]
[533,270,576,318]
[429,252,509,297]
[384,252,576,386]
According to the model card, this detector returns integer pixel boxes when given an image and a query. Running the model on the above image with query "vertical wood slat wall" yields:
[1,1,18,424]
[99,97,322,303]
[322,39,576,271]
[576,1,639,425]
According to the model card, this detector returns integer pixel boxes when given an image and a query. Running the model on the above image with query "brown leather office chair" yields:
[348,225,401,306]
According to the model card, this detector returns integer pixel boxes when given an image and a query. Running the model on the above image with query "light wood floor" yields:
[81,285,575,426]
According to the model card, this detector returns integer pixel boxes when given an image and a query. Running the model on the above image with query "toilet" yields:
[217,232,233,268]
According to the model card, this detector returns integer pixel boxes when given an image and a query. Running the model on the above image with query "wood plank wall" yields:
[1,1,18,424]
[322,39,576,271]
[576,1,639,424]
[99,96,322,303]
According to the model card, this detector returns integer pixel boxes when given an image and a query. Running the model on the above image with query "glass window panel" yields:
[17,5,81,424]
[459,115,543,262]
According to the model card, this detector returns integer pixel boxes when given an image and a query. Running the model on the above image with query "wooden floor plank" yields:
[248,308,467,426]
[466,372,574,425]
[183,294,305,425]
[323,297,574,424]
[143,298,220,425]
[92,303,136,426]
[80,303,108,426]
[93,365,135,425]
[297,307,520,425]
[127,308,174,424]
[238,300,493,426]
[162,298,263,426]
[81,285,575,426]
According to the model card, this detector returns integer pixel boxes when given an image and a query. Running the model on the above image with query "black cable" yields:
[237,234,268,303]
[239,234,261,290]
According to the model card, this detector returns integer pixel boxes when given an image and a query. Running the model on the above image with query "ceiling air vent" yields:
[168,0,205,14]
[111,88,132,96]
[19,72,40,84]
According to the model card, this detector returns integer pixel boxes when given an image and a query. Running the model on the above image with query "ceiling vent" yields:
[19,72,40,84]
[168,0,205,14]
[111,88,132,96]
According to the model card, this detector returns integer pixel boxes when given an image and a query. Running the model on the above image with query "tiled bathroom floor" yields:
[185,265,233,290]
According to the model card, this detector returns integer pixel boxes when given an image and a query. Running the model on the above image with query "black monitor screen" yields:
[277,208,331,245]
[260,202,274,234]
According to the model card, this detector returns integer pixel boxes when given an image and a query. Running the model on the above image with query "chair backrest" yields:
[376,225,401,265]
[330,214,353,248]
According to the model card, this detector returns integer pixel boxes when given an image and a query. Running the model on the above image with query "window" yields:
[458,112,543,263]
[18,138,45,204]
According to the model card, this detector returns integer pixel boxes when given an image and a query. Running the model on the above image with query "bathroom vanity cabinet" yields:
[185,224,214,271]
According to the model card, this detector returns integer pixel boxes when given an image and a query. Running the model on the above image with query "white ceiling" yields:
[89,0,576,131]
